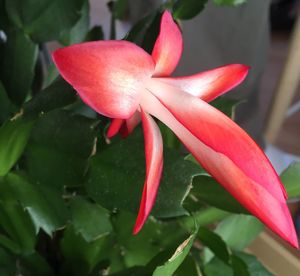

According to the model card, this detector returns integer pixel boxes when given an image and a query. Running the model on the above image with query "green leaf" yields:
[0,29,38,105]
[0,81,15,123]
[184,152,245,214]
[211,98,240,119]
[153,152,202,218]
[280,162,300,198]
[59,1,90,46]
[111,211,186,268]
[203,215,263,264]
[0,118,34,176]
[0,0,9,31]
[205,252,272,276]
[113,0,128,20]
[198,227,230,264]
[60,225,110,275]
[173,0,208,20]
[0,173,69,235]
[159,121,181,149]
[214,214,263,251]
[0,233,21,254]
[0,201,36,253]
[142,11,162,53]
[18,252,55,276]
[124,12,157,44]
[191,175,248,214]
[213,0,247,6]
[85,26,104,42]
[26,144,88,189]
[70,197,112,242]
[23,77,77,118]
[5,0,86,42]
[43,63,59,88]
[109,267,147,276]
[0,248,18,275]
[204,255,253,276]
[152,227,197,276]
[234,251,274,276]
[231,255,250,276]
[204,257,233,276]
[26,110,98,189]
[29,110,97,158]
[175,255,201,276]
[180,207,229,231]
[86,128,201,218]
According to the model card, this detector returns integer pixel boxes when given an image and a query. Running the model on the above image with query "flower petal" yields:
[107,113,141,139]
[152,11,183,77]
[156,64,249,101]
[107,119,124,138]
[148,80,287,202]
[133,108,163,234]
[141,91,298,248]
[119,111,141,138]
[52,41,155,119]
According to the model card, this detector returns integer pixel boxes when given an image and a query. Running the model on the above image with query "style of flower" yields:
[53,11,298,247]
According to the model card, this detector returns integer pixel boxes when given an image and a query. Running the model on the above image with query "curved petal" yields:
[156,64,249,102]
[133,109,163,234]
[107,119,124,138]
[147,80,287,201]
[119,111,141,138]
[52,41,155,119]
[152,11,183,77]
[141,91,298,248]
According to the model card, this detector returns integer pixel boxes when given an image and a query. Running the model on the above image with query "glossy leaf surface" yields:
[23,78,77,117]
[213,0,247,6]
[0,173,69,235]
[26,110,98,189]
[0,81,14,123]
[198,227,230,264]
[173,0,208,20]
[0,29,37,105]
[280,162,300,198]
[87,129,201,218]
[69,197,112,242]
[153,227,197,276]
[191,175,248,214]
[0,118,33,176]
[6,0,86,42]
[214,215,263,251]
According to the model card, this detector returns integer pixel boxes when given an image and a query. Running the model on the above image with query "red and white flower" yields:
[53,11,298,247]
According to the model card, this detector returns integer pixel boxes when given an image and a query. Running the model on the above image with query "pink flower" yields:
[52,11,298,247]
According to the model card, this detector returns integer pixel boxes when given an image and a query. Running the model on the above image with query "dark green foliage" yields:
[190,175,248,214]
[0,81,15,123]
[0,118,34,176]
[86,128,202,218]
[26,109,99,189]
[173,0,208,20]
[113,0,129,20]
[213,0,247,6]
[280,162,300,198]
[23,78,77,118]
[0,29,38,105]
[5,0,86,42]
[59,1,90,46]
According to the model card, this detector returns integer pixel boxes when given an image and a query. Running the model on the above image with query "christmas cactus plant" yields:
[0,0,299,275]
